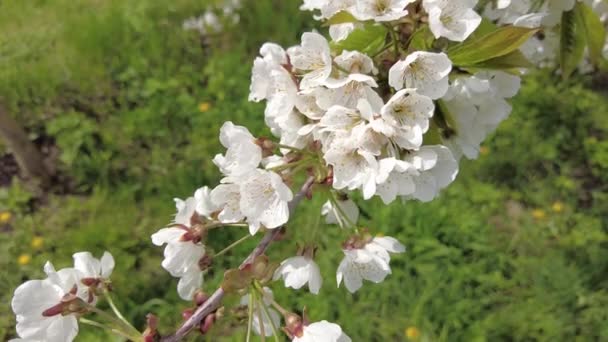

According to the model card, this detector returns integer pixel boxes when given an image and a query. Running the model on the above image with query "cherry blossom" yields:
[288,32,333,90]
[388,51,452,99]
[293,320,352,342]
[353,0,414,22]
[274,255,323,294]
[11,263,85,342]
[423,0,482,42]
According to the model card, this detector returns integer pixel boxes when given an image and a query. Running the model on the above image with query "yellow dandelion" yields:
[0,211,12,223]
[31,236,44,250]
[479,146,490,156]
[198,102,211,113]
[405,326,420,340]
[532,209,546,220]
[552,202,564,213]
[18,254,31,266]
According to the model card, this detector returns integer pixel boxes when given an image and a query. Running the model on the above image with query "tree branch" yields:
[161,176,316,342]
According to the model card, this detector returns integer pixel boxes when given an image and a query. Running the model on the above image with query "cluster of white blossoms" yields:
[183,0,242,35]
[15,1,604,341]
[10,252,114,342]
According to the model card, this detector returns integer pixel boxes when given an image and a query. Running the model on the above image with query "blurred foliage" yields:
[1,0,607,341]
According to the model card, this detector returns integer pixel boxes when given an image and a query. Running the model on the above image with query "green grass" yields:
[1,1,608,341]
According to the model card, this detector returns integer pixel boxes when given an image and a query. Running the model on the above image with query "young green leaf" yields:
[331,23,388,55]
[467,50,534,70]
[575,2,607,66]
[448,26,539,66]
[324,11,358,26]
[560,9,587,79]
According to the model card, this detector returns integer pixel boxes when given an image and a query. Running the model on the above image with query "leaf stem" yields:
[80,317,139,341]
[215,234,252,257]
[103,289,140,336]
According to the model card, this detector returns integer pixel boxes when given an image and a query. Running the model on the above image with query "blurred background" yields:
[1,0,607,341]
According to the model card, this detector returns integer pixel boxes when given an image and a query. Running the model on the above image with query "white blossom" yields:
[405,145,459,202]
[274,256,323,294]
[151,189,211,300]
[353,0,414,22]
[250,43,289,102]
[381,88,435,149]
[388,51,452,99]
[239,169,294,235]
[73,251,114,281]
[11,263,85,342]
[423,0,482,42]
[288,32,333,90]
[293,320,352,342]
[337,235,404,292]
[213,121,262,176]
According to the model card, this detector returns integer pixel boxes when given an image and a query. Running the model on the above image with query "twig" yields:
[160,176,316,342]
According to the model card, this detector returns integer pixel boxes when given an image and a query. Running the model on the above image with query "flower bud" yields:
[283,312,304,338]
[200,313,216,334]
[194,291,209,306]
[182,308,194,321]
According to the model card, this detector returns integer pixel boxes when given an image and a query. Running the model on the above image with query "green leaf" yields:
[324,11,358,26]
[448,26,539,66]
[409,25,435,51]
[560,8,587,79]
[467,50,534,70]
[331,23,388,55]
[576,2,607,66]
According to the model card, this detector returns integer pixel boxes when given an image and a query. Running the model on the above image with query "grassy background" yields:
[1,1,607,341]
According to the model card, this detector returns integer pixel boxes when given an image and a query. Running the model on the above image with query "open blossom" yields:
[405,145,459,202]
[11,262,85,342]
[274,255,323,294]
[337,235,405,293]
[213,121,262,176]
[73,251,114,302]
[288,32,333,90]
[353,0,414,22]
[442,72,520,160]
[388,51,452,99]
[381,88,435,149]
[293,320,352,342]
[239,169,294,234]
[240,287,281,337]
[152,188,211,300]
[73,251,114,281]
[250,43,288,102]
[423,0,482,42]
[321,198,360,227]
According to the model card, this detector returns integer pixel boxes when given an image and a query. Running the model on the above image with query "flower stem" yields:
[86,303,140,340]
[253,282,289,317]
[246,291,254,342]
[329,192,357,228]
[215,234,252,257]
[205,222,248,230]
[80,317,139,341]
[103,289,140,336]
[254,290,266,341]
[259,295,281,342]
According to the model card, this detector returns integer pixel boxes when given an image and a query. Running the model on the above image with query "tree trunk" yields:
[0,102,51,187]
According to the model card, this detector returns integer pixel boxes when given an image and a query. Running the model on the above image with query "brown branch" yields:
[160,176,316,342]
[0,102,51,187]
